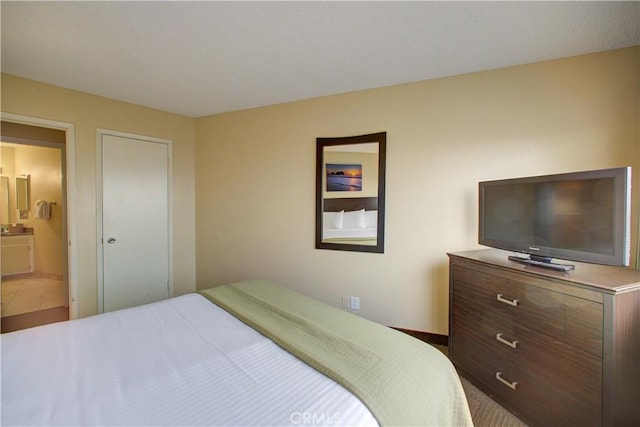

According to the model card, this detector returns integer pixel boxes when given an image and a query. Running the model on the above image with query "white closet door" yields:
[101,134,169,312]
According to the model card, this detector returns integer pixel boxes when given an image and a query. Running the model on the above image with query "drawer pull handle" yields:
[496,333,518,349]
[496,293,519,307]
[496,372,518,390]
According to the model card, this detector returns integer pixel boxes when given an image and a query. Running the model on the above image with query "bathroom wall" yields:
[1,143,64,278]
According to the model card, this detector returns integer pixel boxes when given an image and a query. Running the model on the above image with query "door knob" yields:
[107,237,116,244]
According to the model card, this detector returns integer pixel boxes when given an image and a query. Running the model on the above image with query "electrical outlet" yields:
[350,296,360,310]
[342,296,350,309]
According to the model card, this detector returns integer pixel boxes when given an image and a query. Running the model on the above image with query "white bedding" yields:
[1,294,377,426]
[322,209,377,240]
[322,227,377,240]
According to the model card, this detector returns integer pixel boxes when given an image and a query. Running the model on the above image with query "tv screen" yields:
[479,167,631,267]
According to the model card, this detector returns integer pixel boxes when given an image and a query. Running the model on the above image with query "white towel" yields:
[34,200,51,219]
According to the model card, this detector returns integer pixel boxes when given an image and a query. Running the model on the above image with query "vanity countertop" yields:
[1,229,33,236]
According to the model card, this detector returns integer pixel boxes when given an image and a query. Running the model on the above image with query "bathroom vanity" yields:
[1,232,33,276]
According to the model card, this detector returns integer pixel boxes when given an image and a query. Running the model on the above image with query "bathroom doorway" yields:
[1,120,71,331]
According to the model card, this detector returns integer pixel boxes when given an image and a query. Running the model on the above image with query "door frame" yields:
[96,129,173,313]
[1,112,78,319]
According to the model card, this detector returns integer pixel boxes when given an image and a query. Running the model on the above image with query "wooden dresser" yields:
[448,249,640,427]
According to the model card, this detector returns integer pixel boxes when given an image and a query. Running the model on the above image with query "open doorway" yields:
[1,121,71,331]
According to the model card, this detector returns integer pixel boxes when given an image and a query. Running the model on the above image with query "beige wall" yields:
[1,74,197,318]
[196,47,639,334]
[1,47,637,331]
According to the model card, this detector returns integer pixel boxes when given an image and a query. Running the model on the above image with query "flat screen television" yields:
[479,167,632,270]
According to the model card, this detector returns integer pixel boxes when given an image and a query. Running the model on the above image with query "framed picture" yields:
[326,163,362,192]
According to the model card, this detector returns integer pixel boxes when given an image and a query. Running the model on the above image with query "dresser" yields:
[448,249,640,427]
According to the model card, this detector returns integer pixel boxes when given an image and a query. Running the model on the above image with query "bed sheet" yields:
[322,227,377,239]
[1,294,377,426]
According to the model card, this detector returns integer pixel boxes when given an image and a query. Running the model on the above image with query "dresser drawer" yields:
[451,306,602,409]
[453,336,601,427]
[452,266,603,357]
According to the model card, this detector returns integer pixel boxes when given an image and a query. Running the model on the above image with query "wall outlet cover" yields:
[342,296,350,308]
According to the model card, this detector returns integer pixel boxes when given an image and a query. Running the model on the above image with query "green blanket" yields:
[199,280,473,427]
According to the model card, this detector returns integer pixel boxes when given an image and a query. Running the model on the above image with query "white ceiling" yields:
[2,1,638,118]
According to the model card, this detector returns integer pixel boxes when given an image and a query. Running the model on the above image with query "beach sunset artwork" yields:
[326,163,362,191]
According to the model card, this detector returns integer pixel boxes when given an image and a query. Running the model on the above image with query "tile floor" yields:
[1,275,66,317]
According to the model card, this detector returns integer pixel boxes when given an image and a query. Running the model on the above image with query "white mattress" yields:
[1,294,377,426]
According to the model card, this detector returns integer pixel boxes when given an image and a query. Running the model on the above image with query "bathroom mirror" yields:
[316,132,386,253]
[16,174,30,213]
[1,176,9,224]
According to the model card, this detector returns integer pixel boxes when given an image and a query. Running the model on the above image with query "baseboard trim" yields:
[390,327,449,346]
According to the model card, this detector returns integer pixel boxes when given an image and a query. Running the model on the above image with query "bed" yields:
[322,197,378,245]
[1,280,473,426]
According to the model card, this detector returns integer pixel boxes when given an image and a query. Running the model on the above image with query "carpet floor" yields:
[460,376,528,426]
